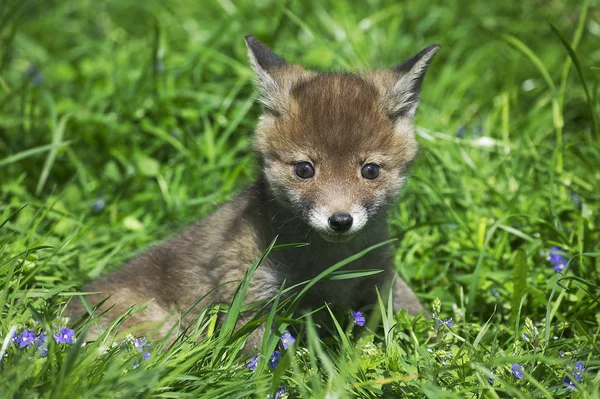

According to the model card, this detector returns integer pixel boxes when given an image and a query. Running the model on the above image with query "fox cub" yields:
[67,36,440,345]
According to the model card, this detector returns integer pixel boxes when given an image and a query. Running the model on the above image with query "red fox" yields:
[67,36,440,346]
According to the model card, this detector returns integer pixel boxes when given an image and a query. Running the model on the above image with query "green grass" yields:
[1,0,599,397]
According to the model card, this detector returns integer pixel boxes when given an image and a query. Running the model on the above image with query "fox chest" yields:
[270,244,393,309]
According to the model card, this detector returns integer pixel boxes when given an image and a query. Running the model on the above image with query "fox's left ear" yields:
[387,44,440,120]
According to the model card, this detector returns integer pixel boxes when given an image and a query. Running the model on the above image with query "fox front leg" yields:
[391,275,425,315]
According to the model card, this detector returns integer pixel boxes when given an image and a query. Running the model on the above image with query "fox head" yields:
[245,36,439,243]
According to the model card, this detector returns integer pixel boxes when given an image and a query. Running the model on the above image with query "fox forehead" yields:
[256,73,417,166]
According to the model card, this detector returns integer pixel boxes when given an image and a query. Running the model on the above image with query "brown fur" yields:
[66,36,440,347]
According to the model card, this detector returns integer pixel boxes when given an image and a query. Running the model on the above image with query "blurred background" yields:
[0,0,598,309]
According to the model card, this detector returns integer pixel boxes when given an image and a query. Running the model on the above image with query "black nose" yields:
[328,212,353,232]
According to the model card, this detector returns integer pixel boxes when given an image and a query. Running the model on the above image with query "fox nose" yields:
[328,212,353,232]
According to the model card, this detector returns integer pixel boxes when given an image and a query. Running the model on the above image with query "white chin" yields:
[318,232,354,243]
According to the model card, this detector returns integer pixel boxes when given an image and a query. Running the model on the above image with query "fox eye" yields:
[294,162,315,179]
[361,163,381,180]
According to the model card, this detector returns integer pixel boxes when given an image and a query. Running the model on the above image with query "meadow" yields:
[0,0,599,397]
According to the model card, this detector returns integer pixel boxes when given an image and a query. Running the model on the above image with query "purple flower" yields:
[18,330,36,348]
[267,386,286,399]
[134,337,151,352]
[281,330,295,350]
[133,338,152,360]
[54,328,75,344]
[558,350,565,357]
[564,376,577,391]
[36,332,48,357]
[437,318,455,328]
[549,246,567,272]
[491,289,499,297]
[352,311,365,327]
[268,350,282,369]
[573,361,585,381]
[511,363,525,379]
[134,338,144,350]
[246,355,258,371]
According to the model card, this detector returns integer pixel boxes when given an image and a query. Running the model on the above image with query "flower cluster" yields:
[508,358,586,391]
[133,337,152,360]
[437,318,455,328]
[11,327,76,357]
[562,360,586,391]
[130,336,152,368]
[246,329,295,398]
[246,329,294,372]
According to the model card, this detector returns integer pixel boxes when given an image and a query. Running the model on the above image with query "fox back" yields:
[66,36,440,346]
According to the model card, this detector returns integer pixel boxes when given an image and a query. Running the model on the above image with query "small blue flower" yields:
[267,386,286,399]
[18,330,36,348]
[352,311,365,327]
[268,351,282,369]
[274,386,286,398]
[32,74,43,86]
[134,337,151,352]
[573,361,585,381]
[246,355,258,371]
[11,331,20,346]
[558,350,565,357]
[280,330,295,350]
[26,64,38,78]
[54,328,75,344]
[549,246,567,272]
[491,289,499,297]
[522,333,529,341]
[564,376,577,391]
[142,352,151,360]
[437,318,455,328]
[488,371,495,385]
[511,363,525,379]
[132,361,140,369]
[36,332,48,357]
[134,338,144,350]
[91,199,107,213]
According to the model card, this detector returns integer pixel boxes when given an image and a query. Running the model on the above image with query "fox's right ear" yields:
[245,35,310,115]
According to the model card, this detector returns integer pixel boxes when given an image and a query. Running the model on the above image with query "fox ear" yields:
[245,35,291,115]
[388,44,440,120]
